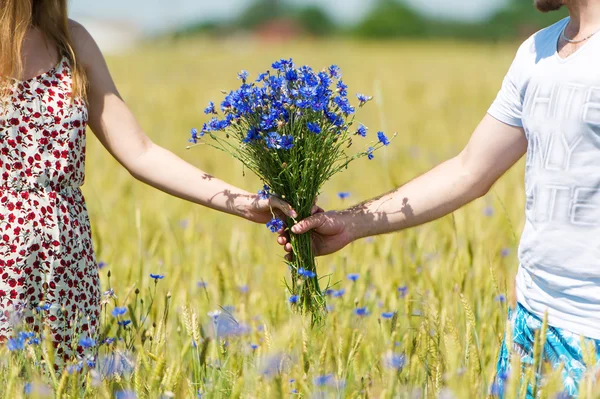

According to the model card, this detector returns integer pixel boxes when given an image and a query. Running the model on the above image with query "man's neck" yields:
[567,0,600,34]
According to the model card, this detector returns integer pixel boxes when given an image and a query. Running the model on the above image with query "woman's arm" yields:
[69,21,295,223]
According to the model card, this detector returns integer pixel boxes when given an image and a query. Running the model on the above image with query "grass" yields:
[2,37,599,398]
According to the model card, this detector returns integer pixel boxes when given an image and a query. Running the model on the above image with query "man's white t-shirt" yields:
[488,17,600,339]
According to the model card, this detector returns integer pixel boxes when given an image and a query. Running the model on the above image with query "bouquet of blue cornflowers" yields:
[190,59,391,324]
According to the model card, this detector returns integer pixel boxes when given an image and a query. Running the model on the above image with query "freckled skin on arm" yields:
[68,20,296,223]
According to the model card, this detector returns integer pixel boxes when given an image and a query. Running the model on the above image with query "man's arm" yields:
[279,114,527,257]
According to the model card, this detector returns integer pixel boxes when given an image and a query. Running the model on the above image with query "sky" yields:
[69,0,511,33]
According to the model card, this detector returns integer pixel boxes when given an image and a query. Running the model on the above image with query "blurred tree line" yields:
[175,0,569,41]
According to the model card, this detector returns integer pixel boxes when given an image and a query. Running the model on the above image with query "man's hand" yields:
[277,210,355,258]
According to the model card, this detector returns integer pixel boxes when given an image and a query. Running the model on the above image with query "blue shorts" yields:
[494,303,600,398]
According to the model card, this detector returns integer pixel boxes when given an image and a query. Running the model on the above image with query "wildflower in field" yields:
[150,273,164,280]
[336,80,348,96]
[115,390,137,399]
[258,185,271,199]
[67,362,83,374]
[250,343,259,350]
[356,124,367,137]
[367,147,375,160]
[383,351,406,370]
[266,217,284,233]
[260,353,295,378]
[378,131,390,146]
[347,273,360,282]
[204,101,217,115]
[197,281,208,288]
[208,310,221,319]
[484,206,494,216]
[35,302,51,312]
[381,312,395,319]
[338,192,350,200]
[398,286,408,298]
[189,128,199,144]
[289,295,299,304]
[325,289,335,296]
[98,351,136,378]
[212,311,249,339]
[118,320,131,327]
[354,307,369,316]
[329,65,341,79]
[98,261,107,269]
[238,70,249,82]
[239,285,249,293]
[7,335,25,351]
[314,374,334,386]
[307,121,321,134]
[79,337,95,348]
[489,383,503,397]
[501,248,511,258]
[357,93,372,106]
[333,289,345,298]
[103,337,116,345]
[495,294,507,303]
[111,307,127,317]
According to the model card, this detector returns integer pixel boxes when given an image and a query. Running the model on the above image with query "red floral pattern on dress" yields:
[0,56,101,371]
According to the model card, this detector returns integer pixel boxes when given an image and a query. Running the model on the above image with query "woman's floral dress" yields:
[0,55,101,371]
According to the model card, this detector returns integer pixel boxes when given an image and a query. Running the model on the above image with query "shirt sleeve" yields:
[487,42,529,128]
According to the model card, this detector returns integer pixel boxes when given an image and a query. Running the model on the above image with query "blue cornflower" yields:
[67,362,83,374]
[118,320,132,327]
[24,382,32,395]
[307,122,321,134]
[501,248,511,258]
[489,384,503,397]
[242,127,261,143]
[98,261,107,269]
[7,336,25,351]
[266,218,284,233]
[484,206,494,217]
[495,294,506,303]
[383,352,406,370]
[357,93,373,106]
[354,307,369,316]
[333,289,345,298]
[336,80,348,96]
[250,343,259,350]
[111,307,127,317]
[328,65,341,78]
[150,274,164,280]
[289,295,299,304]
[36,302,51,312]
[298,268,316,278]
[356,124,367,137]
[398,286,408,297]
[28,337,40,345]
[197,281,208,288]
[280,135,294,150]
[381,312,395,319]
[377,131,390,146]
[258,185,271,200]
[272,58,294,72]
[256,72,269,82]
[265,132,283,149]
[338,192,350,200]
[347,273,360,282]
[334,96,355,116]
[367,147,375,160]
[314,374,334,386]
[188,128,199,144]
[115,390,137,399]
[238,70,249,82]
[285,69,298,81]
[103,337,116,345]
[204,101,217,115]
[79,337,96,348]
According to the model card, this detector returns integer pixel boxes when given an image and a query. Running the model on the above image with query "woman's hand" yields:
[237,194,297,224]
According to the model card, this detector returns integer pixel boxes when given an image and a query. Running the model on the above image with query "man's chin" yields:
[535,0,565,13]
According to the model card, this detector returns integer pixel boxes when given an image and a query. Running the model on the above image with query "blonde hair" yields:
[0,0,87,100]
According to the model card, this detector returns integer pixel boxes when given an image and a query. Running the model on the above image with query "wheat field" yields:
[2,37,597,398]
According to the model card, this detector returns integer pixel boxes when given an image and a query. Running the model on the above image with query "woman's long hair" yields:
[0,0,87,100]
